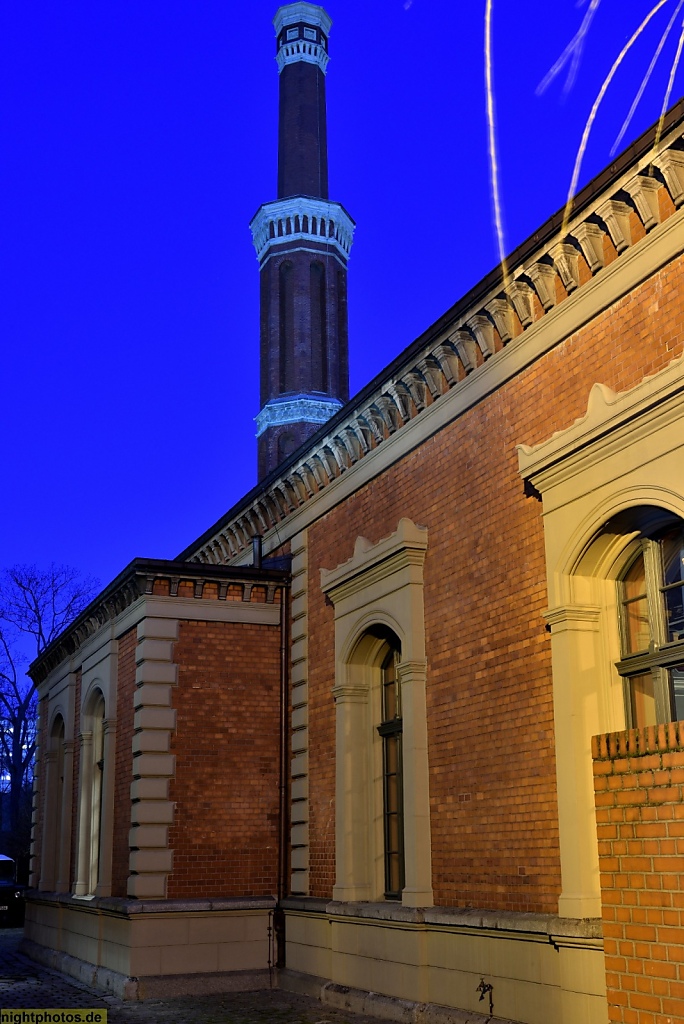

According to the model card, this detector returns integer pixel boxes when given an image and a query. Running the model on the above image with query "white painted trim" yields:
[276,39,329,74]
[256,395,343,436]
[274,3,332,37]
[226,205,684,567]
[250,197,354,263]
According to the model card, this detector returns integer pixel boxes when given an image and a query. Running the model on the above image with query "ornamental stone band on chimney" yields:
[251,3,354,480]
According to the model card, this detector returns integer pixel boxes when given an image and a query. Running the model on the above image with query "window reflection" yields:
[621,555,650,654]
[618,526,684,728]
[661,529,684,643]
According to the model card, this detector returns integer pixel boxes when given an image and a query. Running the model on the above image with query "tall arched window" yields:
[89,695,106,894]
[74,689,107,896]
[39,714,65,891]
[377,644,404,899]
[617,523,684,728]
[322,519,432,908]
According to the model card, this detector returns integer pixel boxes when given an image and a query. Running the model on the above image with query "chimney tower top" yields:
[274,4,332,74]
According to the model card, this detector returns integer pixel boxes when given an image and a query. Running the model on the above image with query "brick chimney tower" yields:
[251,3,355,480]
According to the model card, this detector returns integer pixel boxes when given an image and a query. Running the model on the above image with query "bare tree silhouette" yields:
[0,565,98,874]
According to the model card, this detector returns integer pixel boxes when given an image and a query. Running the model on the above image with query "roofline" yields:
[30,557,290,682]
[178,98,684,562]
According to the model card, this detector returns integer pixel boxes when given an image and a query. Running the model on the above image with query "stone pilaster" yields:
[128,616,178,899]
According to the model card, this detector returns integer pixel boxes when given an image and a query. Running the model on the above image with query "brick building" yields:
[23,4,684,1023]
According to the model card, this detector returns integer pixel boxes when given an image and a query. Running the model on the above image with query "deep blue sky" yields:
[2,0,683,590]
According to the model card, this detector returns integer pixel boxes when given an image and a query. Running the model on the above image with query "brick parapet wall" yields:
[592,723,684,1023]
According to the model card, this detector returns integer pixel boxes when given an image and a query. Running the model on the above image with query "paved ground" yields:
[0,930,379,1024]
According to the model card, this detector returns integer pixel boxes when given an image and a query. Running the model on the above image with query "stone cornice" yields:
[274,3,332,37]
[179,104,684,570]
[256,394,344,436]
[30,560,289,686]
[250,196,354,264]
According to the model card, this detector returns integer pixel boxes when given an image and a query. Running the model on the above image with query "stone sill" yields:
[25,891,276,916]
[282,896,602,940]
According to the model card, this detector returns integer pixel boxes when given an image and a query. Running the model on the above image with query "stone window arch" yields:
[39,712,69,892]
[518,359,684,919]
[321,519,433,907]
[74,685,115,897]
[572,506,684,731]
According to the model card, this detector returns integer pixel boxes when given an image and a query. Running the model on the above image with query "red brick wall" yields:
[111,627,136,898]
[593,724,684,1024]
[306,247,684,909]
[167,618,282,898]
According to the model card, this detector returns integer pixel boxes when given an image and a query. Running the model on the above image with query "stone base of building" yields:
[22,893,276,1000]
[21,938,272,1000]
[22,893,608,1021]
[280,969,512,1023]
[281,898,608,1024]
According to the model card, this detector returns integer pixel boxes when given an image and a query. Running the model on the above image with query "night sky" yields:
[2,0,683,590]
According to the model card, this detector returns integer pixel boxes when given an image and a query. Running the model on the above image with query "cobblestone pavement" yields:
[0,930,380,1024]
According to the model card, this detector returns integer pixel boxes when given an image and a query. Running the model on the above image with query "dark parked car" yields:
[0,855,26,926]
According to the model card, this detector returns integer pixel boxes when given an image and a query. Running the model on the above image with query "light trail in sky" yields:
[652,14,684,160]
[562,0,670,235]
[536,0,602,97]
[611,0,684,155]
[485,0,509,288]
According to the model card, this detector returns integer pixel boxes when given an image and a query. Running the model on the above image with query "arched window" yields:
[89,694,106,894]
[617,524,684,728]
[74,688,107,897]
[39,714,65,891]
[377,642,404,900]
[322,520,432,908]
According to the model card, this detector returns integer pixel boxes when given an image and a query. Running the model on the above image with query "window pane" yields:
[383,680,397,721]
[630,672,657,729]
[670,664,684,723]
[382,654,399,721]
[385,736,399,774]
[387,812,400,851]
[661,529,684,643]
[662,529,684,587]
[624,597,651,654]
[387,853,401,896]
[623,554,647,600]
[664,586,684,644]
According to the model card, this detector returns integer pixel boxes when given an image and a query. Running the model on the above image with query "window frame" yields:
[376,645,405,900]
[617,528,684,728]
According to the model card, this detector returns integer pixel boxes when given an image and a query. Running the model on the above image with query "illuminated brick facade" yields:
[23,4,684,1021]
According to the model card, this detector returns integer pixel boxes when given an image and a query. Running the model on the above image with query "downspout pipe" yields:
[275,580,289,968]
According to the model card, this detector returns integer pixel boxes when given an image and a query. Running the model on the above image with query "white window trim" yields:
[74,645,118,898]
[518,352,684,919]
[321,518,433,908]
